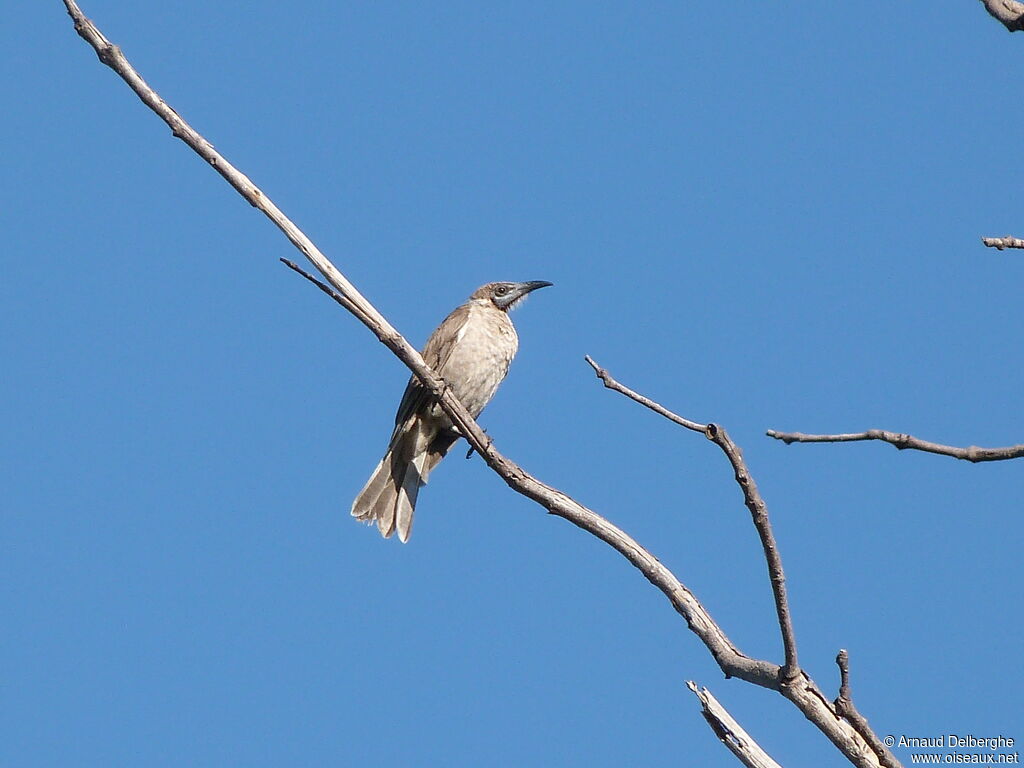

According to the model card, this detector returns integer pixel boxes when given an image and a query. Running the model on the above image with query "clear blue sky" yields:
[3,2,1022,766]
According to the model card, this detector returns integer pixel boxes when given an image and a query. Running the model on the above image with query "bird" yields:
[351,280,552,542]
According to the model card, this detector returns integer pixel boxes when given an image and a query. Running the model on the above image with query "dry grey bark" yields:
[980,0,1024,31]
[766,429,1024,462]
[62,2,898,765]
[687,682,784,768]
[834,651,899,767]
[982,235,1024,250]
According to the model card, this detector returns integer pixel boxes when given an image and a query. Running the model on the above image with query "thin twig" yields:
[585,356,799,682]
[766,429,1024,463]
[687,682,783,768]
[62,5,892,766]
[835,651,901,768]
[280,258,357,311]
[979,0,1024,31]
[981,235,1024,250]
[584,355,706,433]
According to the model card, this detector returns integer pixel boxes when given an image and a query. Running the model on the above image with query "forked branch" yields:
[62,2,893,765]
[584,357,798,679]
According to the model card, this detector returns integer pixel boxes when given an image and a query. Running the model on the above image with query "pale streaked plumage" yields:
[351,281,552,542]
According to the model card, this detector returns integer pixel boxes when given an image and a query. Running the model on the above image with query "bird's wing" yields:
[392,302,473,428]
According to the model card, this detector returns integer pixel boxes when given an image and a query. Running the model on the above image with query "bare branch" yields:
[982,235,1024,250]
[687,682,783,768]
[62,4,893,765]
[705,423,799,680]
[766,429,1024,463]
[280,258,360,315]
[584,355,706,433]
[980,0,1024,31]
[585,356,799,681]
[835,651,902,768]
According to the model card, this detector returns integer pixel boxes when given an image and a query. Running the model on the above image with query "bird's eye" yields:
[494,285,509,296]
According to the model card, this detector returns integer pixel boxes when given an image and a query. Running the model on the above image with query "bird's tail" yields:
[351,419,432,542]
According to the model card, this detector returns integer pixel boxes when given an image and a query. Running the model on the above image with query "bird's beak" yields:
[500,280,552,310]
[512,280,553,304]
[519,280,553,295]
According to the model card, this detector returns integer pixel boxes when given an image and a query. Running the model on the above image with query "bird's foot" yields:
[465,428,490,460]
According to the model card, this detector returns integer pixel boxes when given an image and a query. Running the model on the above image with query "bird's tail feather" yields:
[351,419,432,542]
[351,456,388,522]
[394,451,426,543]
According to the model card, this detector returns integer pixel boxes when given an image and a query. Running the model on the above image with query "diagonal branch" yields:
[585,356,799,681]
[61,3,893,765]
[765,429,1024,463]
[687,682,783,768]
[981,235,1024,250]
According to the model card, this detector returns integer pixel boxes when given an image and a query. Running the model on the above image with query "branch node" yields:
[584,362,801,687]
[766,426,1024,462]
[584,354,612,388]
[98,42,119,66]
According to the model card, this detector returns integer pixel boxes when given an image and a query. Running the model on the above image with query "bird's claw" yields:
[465,428,490,459]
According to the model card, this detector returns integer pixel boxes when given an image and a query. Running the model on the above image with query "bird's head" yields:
[473,281,553,311]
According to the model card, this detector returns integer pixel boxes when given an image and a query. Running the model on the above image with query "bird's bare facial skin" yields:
[491,283,515,307]
[490,280,552,311]
[504,290,533,311]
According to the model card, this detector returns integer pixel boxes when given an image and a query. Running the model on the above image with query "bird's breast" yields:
[437,304,518,419]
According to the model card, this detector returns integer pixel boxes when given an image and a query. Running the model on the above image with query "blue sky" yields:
[3,2,1022,766]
